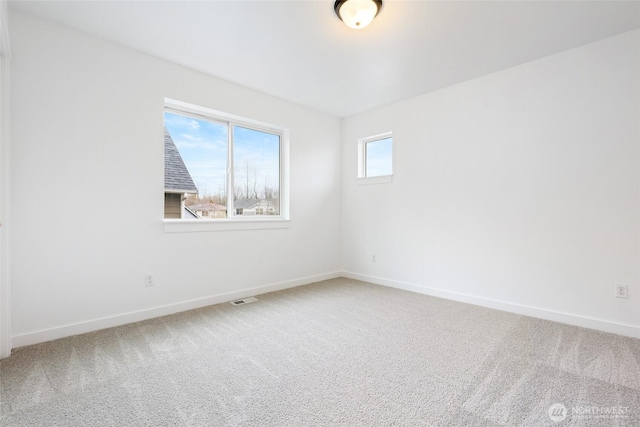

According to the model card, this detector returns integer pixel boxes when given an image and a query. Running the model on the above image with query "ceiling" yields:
[9,0,640,118]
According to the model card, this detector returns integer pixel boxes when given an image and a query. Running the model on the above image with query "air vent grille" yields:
[230,297,258,306]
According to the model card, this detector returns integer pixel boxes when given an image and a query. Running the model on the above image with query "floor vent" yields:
[230,297,258,306]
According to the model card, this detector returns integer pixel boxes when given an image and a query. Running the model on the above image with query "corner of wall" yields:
[0,0,12,358]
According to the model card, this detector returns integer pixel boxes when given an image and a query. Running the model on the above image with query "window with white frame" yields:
[163,99,288,223]
[358,132,393,181]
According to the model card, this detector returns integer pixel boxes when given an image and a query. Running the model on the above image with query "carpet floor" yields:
[1,278,640,426]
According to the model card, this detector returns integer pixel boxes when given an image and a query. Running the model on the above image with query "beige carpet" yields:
[1,278,639,426]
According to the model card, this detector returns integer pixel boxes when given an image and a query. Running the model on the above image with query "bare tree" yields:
[216,182,227,205]
[232,161,279,202]
[252,167,259,199]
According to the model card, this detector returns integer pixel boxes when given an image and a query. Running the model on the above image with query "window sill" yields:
[164,218,291,233]
[357,175,393,185]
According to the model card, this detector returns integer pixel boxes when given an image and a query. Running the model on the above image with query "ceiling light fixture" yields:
[334,0,383,30]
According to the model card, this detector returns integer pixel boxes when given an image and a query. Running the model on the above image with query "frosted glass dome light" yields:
[334,0,383,30]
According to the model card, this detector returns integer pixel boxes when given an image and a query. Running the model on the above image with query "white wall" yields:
[0,0,11,358]
[342,30,640,336]
[9,11,342,345]
[8,10,640,348]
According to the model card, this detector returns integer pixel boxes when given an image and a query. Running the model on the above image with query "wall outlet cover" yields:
[615,284,628,299]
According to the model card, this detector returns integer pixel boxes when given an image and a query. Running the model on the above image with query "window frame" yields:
[358,131,393,185]
[163,98,290,232]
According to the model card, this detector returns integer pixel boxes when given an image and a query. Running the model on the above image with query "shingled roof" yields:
[188,203,227,212]
[234,199,277,209]
[164,128,197,193]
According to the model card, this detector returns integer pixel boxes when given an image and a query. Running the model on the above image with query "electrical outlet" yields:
[615,284,628,299]
[372,254,377,263]
[145,274,154,287]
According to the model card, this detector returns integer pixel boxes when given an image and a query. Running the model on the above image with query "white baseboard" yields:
[343,271,640,339]
[12,270,639,350]
[11,271,342,349]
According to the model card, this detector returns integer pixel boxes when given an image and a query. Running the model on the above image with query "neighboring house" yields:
[188,203,227,219]
[164,128,198,219]
[234,199,278,216]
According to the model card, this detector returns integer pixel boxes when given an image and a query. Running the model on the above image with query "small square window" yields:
[365,137,392,177]
[358,132,393,182]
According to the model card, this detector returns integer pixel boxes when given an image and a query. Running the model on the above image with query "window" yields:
[163,99,289,230]
[358,132,393,183]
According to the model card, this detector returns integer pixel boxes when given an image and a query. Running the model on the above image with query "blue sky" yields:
[366,137,393,177]
[164,112,279,199]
